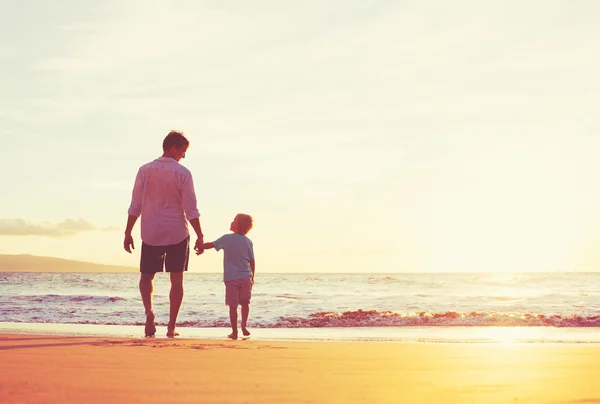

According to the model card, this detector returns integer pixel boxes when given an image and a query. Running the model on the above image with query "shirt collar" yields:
[156,156,177,162]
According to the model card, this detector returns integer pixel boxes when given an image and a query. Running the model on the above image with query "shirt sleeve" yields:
[127,168,144,217]
[248,240,255,261]
[181,171,200,221]
[213,235,228,252]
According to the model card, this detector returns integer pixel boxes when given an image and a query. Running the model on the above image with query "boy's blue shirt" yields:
[212,233,254,282]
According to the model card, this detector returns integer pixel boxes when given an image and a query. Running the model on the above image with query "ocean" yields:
[1,272,599,343]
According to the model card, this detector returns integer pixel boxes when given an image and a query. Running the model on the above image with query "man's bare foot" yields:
[145,311,156,337]
[227,332,238,340]
[241,327,251,337]
[166,322,179,338]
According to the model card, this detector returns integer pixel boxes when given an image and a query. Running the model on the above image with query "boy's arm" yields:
[202,242,215,249]
[250,260,255,283]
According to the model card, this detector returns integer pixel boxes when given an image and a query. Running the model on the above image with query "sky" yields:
[1,0,599,273]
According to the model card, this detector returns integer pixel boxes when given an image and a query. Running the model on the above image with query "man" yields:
[124,130,204,338]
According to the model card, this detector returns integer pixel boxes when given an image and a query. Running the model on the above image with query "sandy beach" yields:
[1,334,599,403]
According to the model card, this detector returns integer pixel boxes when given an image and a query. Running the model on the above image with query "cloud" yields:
[0,218,100,237]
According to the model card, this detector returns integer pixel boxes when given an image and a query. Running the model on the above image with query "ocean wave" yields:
[4,310,600,328]
[485,296,523,302]
[275,294,303,300]
[257,310,600,328]
[10,294,127,304]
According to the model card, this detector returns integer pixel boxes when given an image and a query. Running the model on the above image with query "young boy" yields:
[203,214,255,340]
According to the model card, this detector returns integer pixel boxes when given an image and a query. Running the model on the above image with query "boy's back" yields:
[202,213,255,340]
[213,233,254,281]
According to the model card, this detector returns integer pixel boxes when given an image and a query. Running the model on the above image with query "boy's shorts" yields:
[225,277,252,307]
[140,237,190,273]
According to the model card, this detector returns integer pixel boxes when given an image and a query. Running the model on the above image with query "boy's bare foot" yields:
[227,332,238,340]
[144,311,156,337]
[241,327,251,336]
[166,323,179,338]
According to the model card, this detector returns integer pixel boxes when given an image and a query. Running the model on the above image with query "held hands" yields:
[194,238,205,255]
[124,234,204,255]
[123,233,135,253]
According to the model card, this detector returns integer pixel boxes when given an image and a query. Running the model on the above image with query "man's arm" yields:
[188,217,203,239]
[123,214,138,253]
[125,168,143,253]
[189,217,205,255]
[181,171,203,255]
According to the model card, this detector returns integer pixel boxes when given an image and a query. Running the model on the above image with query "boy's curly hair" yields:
[236,214,253,235]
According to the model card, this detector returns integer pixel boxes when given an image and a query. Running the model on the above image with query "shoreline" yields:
[2,333,600,403]
[2,322,600,344]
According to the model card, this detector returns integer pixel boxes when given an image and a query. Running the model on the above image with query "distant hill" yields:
[0,254,137,273]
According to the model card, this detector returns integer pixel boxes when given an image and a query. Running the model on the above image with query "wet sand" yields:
[1,334,599,403]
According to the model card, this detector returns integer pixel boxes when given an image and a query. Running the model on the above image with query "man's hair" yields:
[236,214,254,235]
[162,130,190,152]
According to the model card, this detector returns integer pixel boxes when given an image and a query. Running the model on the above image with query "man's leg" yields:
[167,271,184,337]
[241,304,250,336]
[139,272,156,336]
[165,237,189,337]
[228,305,238,339]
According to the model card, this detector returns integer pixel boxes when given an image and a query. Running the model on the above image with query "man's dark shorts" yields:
[140,237,190,273]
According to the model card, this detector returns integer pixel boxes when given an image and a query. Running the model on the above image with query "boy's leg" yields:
[228,305,238,339]
[225,280,241,339]
[240,277,252,336]
[241,304,250,336]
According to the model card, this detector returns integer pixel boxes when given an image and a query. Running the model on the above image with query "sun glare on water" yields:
[478,327,531,344]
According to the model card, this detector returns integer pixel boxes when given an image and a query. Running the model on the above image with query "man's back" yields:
[128,157,199,246]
